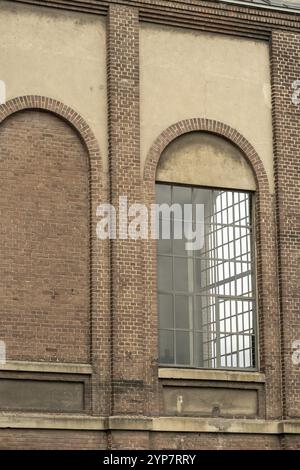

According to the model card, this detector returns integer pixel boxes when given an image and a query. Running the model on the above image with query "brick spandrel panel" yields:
[271,31,300,419]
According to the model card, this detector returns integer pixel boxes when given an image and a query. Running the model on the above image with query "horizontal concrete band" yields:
[158,368,266,383]
[0,363,264,381]
[0,414,299,435]
[0,361,92,375]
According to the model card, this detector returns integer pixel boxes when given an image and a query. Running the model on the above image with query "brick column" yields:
[271,31,300,419]
[107,5,146,415]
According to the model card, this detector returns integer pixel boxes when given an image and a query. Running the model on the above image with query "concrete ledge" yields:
[158,368,266,383]
[109,416,153,431]
[0,361,92,375]
[0,414,299,434]
[152,417,278,434]
[281,420,300,435]
[0,413,107,430]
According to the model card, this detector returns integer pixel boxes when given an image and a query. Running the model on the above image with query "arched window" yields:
[156,132,257,370]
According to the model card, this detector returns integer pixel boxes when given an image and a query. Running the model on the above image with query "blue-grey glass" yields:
[156,183,171,205]
[176,331,190,365]
[175,295,190,329]
[158,294,174,329]
[157,237,172,254]
[174,257,188,292]
[173,216,186,255]
[173,186,191,206]
[194,295,203,331]
[193,187,211,205]
[157,210,172,254]
[159,330,174,364]
[157,255,172,291]
[194,258,207,292]
[173,219,187,256]
[193,332,203,368]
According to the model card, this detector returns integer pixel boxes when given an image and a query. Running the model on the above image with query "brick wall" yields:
[150,432,281,451]
[271,31,300,419]
[0,0,299,450]
[0,430,107,450]
[107,4,147,415]
[0,110,90,363]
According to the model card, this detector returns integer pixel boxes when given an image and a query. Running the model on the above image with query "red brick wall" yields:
[271,31,300,419]
[281,435,300,450]
[108,431,281,450]
[0,430,107,450]
[107,4,146,415]
[0,0,299,450]
[150,432,281,450]
[0,110,90,363]
[109,431,150,450]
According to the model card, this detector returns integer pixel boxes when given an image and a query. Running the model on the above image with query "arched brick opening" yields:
[0,96,108,414]
[144,119,269,191]
[142,119,281,419]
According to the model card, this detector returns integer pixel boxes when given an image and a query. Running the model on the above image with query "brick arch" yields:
[143,118,270,194]
[0,96,108,415]
[142,119,281,420]
[0,95,101,168]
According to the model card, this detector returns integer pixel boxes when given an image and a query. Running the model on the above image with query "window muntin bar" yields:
[157,183,257,370]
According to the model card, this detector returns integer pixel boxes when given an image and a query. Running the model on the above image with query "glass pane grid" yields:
[157,184,257,370]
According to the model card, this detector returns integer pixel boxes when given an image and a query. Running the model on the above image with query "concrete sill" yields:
[0,361,92,375]
[158,367,266,383]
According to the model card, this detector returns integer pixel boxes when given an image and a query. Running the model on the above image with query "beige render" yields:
[140,23,274,192]
[0,3,273,190]
[0,1,108,167]
[156,132,256,190]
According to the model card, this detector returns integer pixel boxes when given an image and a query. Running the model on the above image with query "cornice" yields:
[4,0,108,15]
[0,413,300,435]
[5,1,300,39]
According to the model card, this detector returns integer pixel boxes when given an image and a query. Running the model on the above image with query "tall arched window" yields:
[156,132,257,370]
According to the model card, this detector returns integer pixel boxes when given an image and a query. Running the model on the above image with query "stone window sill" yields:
[158,367,265,383]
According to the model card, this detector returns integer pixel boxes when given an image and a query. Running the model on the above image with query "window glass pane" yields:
[173,237,186,255]
[173,217,186,255]
[193,332,203,368]
[157,255,172,291]
[194,258,207,292]
[174,257,188,292]
[194,295,215,331]
[157,207,173,254]
[175,295,190,329]
[159,330,174,364]
[158,294,173,329]
[176,331,190,365]
[173,186,191,206]
[157,237,172,254]
[156,183,171,205]
[157,183,256,370]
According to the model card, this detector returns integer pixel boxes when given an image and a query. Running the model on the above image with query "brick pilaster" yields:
[271,30,300,419]
[107,5,146,415]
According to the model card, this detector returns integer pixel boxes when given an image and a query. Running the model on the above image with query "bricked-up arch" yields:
[0,96,103,367]
[142,119,282,419]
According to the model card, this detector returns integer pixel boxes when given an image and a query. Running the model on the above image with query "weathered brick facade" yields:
[0,0,299,450]
[271,30,300,420]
